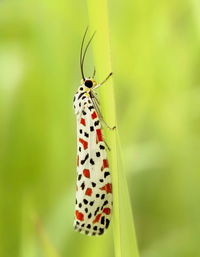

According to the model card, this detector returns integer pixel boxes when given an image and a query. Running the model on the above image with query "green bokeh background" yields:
[1,0,200,257]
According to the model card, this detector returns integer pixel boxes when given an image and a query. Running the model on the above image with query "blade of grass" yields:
[33,214,61,257]
[86,1,140,257]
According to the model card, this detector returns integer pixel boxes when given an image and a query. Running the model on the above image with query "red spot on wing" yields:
[80,118,86,126]
[100,183,112,193]
[101,159,109,171]
[96,129,103,143]
[83,169,90,178]
[91,111,97,119]
[75,210,84,221]
[79,138,88,150]
[85,188,92,196]
[103,208,111,215]
[93,213,102,224]
[103,159,109,168]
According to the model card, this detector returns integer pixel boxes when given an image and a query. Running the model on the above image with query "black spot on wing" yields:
[99,228,104,235]
[81,154,89,165]
[87,224,91,229]
[94,120,100,126]
[94,207,100,216]
[90,158,95,165]
[83,199,88,205]
[88,106,94,111]
[96,152,100,157]
[101,216,105,225]
[81,182,85,190]
[101,194,105,200]
[103,200,108,206]
[106,219,110,228]
[78,92,84,100]
[104,171,110,178]
[89,201,94,206]
[84,132,89,138]
[99,144,105,150]
[92,182,96,187]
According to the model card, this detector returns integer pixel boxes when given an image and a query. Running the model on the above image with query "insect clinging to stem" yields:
[73,27,115,236]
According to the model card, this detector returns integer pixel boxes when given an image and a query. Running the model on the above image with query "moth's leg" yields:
[93,99,116,130]
[104,140,111,151]
[90,92,116,130]
[94,102,115,130]
[100,117,116,130]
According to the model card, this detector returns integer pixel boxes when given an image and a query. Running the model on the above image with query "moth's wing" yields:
[74,100,112,236]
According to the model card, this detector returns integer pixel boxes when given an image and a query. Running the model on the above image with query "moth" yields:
[73,28,115,236]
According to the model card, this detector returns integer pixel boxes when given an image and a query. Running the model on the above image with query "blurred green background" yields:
[1,0,200,257]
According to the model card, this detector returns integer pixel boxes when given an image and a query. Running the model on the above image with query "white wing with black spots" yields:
[73,84,113,236]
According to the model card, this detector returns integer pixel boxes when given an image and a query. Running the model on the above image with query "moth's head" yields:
[80,77,97,90]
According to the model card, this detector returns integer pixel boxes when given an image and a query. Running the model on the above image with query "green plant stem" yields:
[86,1,140,257]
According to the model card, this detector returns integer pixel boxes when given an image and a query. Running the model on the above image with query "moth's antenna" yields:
[80,27,88,81]
[81,31,96,80]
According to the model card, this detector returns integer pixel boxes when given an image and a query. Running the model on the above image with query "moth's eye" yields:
[84,80,93,88]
